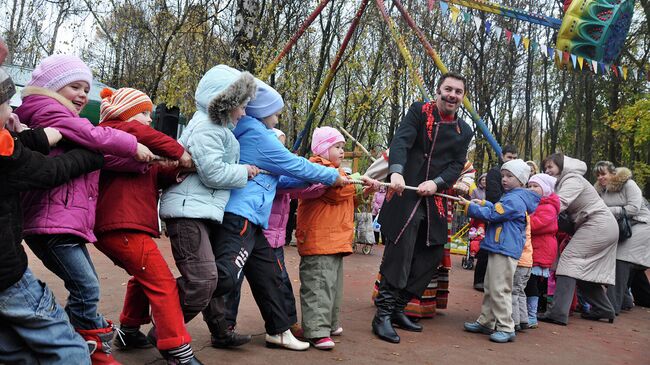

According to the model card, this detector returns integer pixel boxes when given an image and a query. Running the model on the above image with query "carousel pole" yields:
[292,0,371,154]
[259,0,333,80]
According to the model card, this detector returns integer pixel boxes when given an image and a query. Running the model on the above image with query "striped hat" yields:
[100,87,153,122]
[0,68,16,105]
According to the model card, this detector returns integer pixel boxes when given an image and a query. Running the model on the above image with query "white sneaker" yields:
[330,327,343,336]
[265,329,309,351]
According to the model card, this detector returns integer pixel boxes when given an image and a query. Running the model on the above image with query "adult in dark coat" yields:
[372,73,473,344]
[472,144,518,291]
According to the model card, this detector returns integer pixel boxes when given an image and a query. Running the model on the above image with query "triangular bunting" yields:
[531,40,538,53]
[522,37,530,50]
[493,26,502,40]
[620,66,626,80]
[429,0,435,11]
[451,6,460,22]
[464,12,471,23]
[548,46,555,61]
[577,56,584,70]
[473,16,482,31]
[505,30,513,43]
[440,1,449,16]
[513,34,521,48]
[485,20,491,34]
[631,68,637,80]
[611,65,619,77]
[570,54,577,69]
[600,63,608,75]
[592,60,598,74]
[540,45,547,57]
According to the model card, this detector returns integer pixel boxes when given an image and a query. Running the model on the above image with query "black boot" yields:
[207,315,251,348]
[204,295,252,348]
[392,291,423,332]
[372,282,400,343]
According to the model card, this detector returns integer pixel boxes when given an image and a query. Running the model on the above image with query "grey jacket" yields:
[596,167,650,268]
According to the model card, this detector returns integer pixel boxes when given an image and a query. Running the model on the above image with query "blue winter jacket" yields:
[224,116,339,228]
[467,187,540,260]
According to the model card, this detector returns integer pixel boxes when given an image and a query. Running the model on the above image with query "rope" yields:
[255,169,459,201]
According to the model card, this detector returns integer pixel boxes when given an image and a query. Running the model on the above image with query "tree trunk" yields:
[232,0,261,72]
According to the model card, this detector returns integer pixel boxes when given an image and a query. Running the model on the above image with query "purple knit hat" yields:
[311,126,344,160]
[28,55,93,91]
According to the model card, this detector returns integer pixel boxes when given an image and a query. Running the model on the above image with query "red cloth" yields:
[95,231,190,349]
[94,120,184,236]
[530,194,561,268]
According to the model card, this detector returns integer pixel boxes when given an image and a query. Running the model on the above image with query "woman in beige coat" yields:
[538,154,617,325]
[594,161,650,314]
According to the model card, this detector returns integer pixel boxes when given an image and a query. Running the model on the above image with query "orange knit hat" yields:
[100,87,153,122]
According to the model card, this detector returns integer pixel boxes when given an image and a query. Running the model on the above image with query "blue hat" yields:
[246,78,284,119]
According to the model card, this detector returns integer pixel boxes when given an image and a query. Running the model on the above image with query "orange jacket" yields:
[296,156,355,256]
[517,217,533,268]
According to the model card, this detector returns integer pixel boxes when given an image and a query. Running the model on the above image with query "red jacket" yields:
[530,193,560,268]
[95,120,185,237]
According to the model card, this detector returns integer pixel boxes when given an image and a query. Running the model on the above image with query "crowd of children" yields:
[0,42,384,365]
[1,37,647,365]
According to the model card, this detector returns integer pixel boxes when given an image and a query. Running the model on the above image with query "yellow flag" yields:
[622,66,628,80]
[522,38,530,50]
[577,56,584,70]
[451,6,460,22]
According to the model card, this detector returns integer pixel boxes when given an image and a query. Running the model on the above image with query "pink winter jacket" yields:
[263,193,292,248]
[15,87,140,242]
[372,189,386,216]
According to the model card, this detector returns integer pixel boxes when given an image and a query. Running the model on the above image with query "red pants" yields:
[95,231,190,350]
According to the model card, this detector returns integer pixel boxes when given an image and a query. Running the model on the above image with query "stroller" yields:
[461,219,485,270]
[353,206,376,255]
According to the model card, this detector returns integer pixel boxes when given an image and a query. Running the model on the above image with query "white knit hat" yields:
[501,159,531,185]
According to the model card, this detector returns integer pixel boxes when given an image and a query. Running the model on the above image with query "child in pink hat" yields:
[295,126,378,350]
[14,54,156,365]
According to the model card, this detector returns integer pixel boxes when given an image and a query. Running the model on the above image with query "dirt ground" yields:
[26,239,650,365]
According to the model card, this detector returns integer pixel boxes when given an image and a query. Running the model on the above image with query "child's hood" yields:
[539,193,560,214]
[194,65,256,119]
[508,187,541,214]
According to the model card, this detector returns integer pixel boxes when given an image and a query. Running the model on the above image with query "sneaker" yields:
[114,327,154,350]
[473,283,484,292]
[463,321,494,335]
[309,337,335,350]
[330,327,343,336]
[527,322,538,329]
[265,329,309,351]
[489,331,516,343]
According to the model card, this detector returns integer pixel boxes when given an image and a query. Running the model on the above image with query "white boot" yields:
[265,329,309,351]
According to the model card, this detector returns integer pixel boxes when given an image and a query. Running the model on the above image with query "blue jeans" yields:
[0,268,90,365]
[25,234,108,330]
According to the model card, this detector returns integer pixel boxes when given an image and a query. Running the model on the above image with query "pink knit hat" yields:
[28,54,93,91]
[311,126,344,160]
[528,173,557,197]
